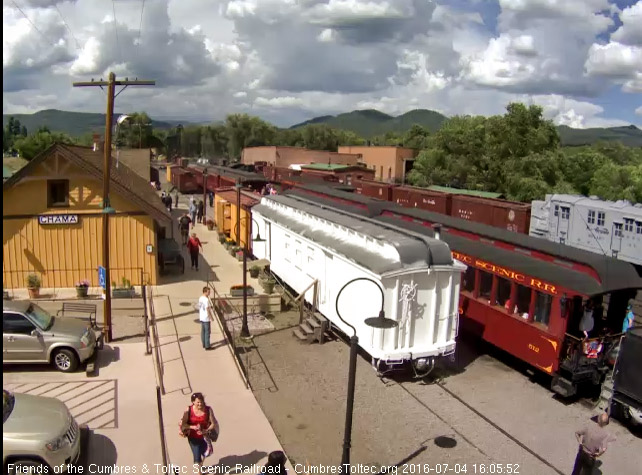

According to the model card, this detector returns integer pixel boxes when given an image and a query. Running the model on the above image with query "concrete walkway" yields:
[153,197,293,472]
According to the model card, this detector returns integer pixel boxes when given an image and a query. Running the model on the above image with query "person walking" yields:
[198,287,214,350]
[187,232,203,270]
[178,213,192,246]
[197,200,204,224]
[572,412,616,475]
[189,198,197,226]
[174,189,179,208]
[261,451,288,474]
[179,392,219,467]
[208,191,214,208]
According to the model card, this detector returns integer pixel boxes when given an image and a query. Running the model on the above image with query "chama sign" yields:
[38,214,79,225]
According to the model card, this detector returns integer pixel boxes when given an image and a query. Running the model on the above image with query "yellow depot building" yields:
[3,143,171,289]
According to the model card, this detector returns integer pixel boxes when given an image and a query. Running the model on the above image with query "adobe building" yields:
[241,146,361,168]
[3,143,171,289]
[337,146,417,183]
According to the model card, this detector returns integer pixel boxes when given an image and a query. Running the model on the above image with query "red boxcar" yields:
[392,185,451,215]
[450,195,531,233]
[355,179,395,201]
[171,169,200,193]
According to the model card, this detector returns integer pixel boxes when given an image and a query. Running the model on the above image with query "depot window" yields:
[47,179,69,207]
[533,292,552,326]
[479,270,493,300]
[496,277,512,308]
[461,266,475,292]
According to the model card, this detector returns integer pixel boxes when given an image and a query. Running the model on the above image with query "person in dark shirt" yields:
[572,412,616,475]
[197,200,204,224]
[178,213,192,245]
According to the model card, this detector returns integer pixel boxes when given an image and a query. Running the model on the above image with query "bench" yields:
[57,303,98,328]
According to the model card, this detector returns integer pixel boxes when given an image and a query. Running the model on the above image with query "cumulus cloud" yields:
[611,2,642,46]
[2,0,639,128]
[636,106,642,116]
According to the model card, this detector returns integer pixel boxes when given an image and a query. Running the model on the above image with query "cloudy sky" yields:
[3,0,641,128]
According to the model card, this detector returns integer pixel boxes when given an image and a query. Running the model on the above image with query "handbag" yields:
[205,407,220,442]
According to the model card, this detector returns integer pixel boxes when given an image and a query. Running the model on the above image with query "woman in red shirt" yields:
[180,392,218,466]
[187,233,203,271]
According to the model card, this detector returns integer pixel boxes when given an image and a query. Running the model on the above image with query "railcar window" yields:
[479,271,493,300]
[496,277,511,308]
[614,223,623,237]
[597,212,605,226]
[637,221,642,234]
[462,266,475,292]
[561,207,570,219]
[554,205,559,217]
[534,292,552,326]
[587,210,595,224]
[515,284,531,316]
[624,218,634,233]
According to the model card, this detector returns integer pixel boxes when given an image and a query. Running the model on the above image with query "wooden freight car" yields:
[392,185,451,215]
[354,179,395,201]
[450,195,531,234]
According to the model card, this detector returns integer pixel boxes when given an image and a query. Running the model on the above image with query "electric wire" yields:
[112,0,123,64]
[137,0,146,47]
[10,0,57,48]
[55,4,80,51]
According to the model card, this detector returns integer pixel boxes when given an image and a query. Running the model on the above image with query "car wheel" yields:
[53,348,79,373]
[6,459,51,475]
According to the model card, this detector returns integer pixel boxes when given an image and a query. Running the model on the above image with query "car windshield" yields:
[26,303,53,330]
[3,390,15,423]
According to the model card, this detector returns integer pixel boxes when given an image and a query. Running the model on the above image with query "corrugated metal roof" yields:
[215,188,260,208]
[255,194,454,276]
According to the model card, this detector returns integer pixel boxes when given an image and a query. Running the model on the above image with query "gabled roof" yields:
[3,143,171,224]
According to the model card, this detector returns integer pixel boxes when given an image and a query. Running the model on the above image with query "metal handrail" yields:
[147,285,165,394]
[207,281,251,389]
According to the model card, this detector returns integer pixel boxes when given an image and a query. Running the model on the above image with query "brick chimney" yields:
[92,134,104,152]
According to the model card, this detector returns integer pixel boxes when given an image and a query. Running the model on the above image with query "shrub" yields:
[26,273,41,289]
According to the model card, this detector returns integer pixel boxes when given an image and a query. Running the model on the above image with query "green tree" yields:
[116,112,154,149]
[13,129,74,160]
[225,114,277,159]
[403,124,430,149]
[589,162,642,203]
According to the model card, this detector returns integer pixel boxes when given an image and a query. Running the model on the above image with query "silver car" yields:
[3,389,81,473]
[3,301,101,372]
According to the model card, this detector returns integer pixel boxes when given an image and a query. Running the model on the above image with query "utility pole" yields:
[73,73,155,342]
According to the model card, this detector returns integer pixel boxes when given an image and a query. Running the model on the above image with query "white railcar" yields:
[530,194,642,266]
[252,194,466,372]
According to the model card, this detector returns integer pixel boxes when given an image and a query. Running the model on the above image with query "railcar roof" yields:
[379,205,642,288]
[285,187,388,217]
[254,194,454,275]
[287,188,642,295]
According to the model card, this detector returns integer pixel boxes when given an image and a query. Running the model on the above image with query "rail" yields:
[206,278,252,390]
[147,284,165,395]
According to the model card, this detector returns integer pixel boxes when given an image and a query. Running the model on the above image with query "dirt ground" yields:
[243,325,642,475]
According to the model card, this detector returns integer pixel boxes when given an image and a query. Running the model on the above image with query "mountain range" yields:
[4,108,642,147]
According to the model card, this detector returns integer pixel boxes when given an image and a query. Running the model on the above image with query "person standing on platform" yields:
[197,200,204,224]
[623,304,635,333]
[189,198,197,226]
[187,232,203,270]
[197,287,214,350]
[178,213,192,246]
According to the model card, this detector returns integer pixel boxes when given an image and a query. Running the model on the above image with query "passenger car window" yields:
[3,312,36,335]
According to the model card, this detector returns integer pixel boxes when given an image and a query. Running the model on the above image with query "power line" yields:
[112,0,123,64]
[10,0,57,48]
[138,0,146,46]
[55,4,80,51]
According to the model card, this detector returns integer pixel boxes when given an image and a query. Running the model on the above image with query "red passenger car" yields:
[281,187,642,397]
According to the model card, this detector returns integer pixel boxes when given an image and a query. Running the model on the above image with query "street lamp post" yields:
[335,277,398,471]
[234,216,265,339]
[202,168,208,221]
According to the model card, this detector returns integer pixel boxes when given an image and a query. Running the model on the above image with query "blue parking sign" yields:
[98,266,106,289]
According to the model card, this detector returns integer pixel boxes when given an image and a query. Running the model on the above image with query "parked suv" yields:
[3,389,81,473]
[2,301,101,372]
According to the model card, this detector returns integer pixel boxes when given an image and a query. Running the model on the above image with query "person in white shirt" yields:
[199,287,213,350]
